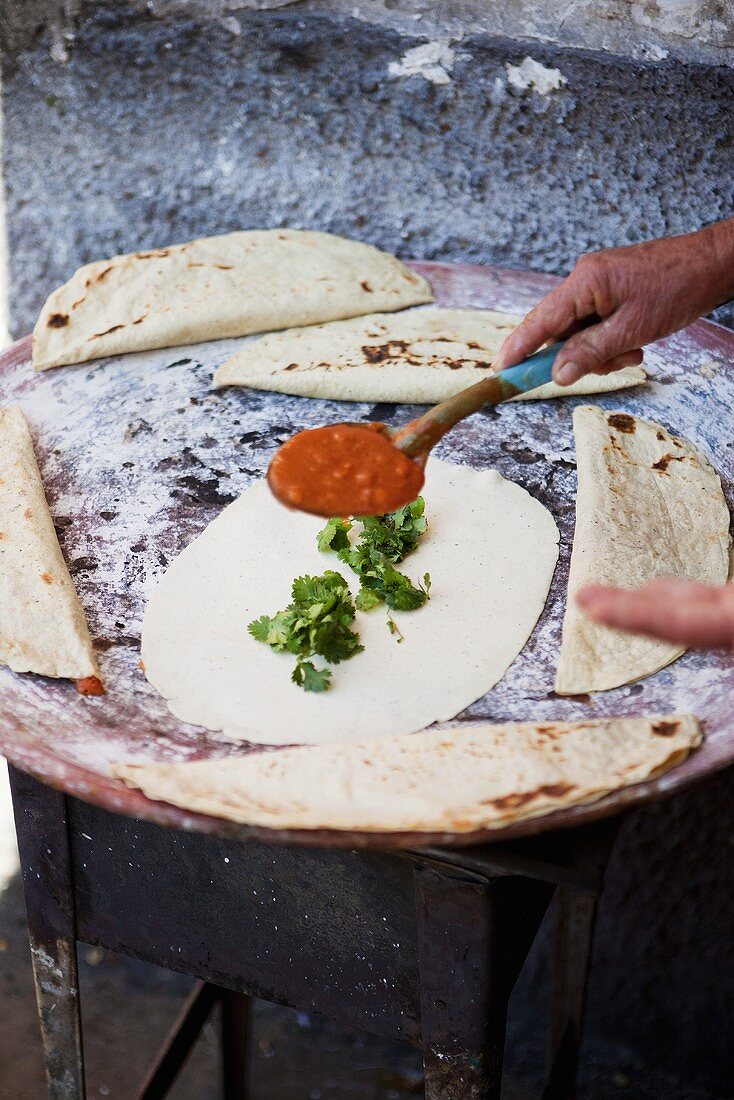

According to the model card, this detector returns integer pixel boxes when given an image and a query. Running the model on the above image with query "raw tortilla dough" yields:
[33,229,432,371]
[213,307,646,403]
[114,713,700,833]
[555,406,731,694]
[142,458,560,745]
[0,406,99,680]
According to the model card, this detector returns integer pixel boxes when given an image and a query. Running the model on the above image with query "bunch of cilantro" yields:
[248,571,363,693]
[317,497,431,614]
[248,499,431,692]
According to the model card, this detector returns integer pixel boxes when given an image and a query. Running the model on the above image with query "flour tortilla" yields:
[113,713,700,833]
[0,406,99,680]
[141,458,559,746]
[555,406,730,694]
[33,230,433,371]
[213,307,646,403]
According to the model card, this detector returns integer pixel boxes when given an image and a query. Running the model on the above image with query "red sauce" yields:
[76,675,105,696]
[267,422,425,517]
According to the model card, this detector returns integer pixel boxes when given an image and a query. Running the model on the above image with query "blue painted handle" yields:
[496,341,565,395]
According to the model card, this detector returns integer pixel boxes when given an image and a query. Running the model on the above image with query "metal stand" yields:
[10,766,618,1099]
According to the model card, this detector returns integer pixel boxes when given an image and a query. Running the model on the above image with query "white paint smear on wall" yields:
[388,41,457,85]
[506,56,568,95]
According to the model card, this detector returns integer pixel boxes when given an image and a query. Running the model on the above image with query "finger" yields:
[494,282,587,370]
[552,307,638,383]
[588,348,644,377]
[577,583,734,648]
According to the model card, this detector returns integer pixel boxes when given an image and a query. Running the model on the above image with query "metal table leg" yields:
[9,767,86,1100]
[415,863,554,1099]
[542,889,599,1100]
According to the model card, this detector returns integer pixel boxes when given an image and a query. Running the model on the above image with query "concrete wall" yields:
[1,2,733,1090]
[4,0,734,66]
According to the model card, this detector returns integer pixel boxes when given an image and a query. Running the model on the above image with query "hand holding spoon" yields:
[267,342,564,517]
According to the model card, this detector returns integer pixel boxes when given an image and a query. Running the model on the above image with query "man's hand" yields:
[577,579,734,650]
[496,219,734,385]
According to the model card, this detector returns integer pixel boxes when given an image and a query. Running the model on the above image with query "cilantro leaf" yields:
[292,660,332,692]
[380,566,429,611]
[355,587,383,612]
[317,517,352,553]
[356,496,428,563]
[247,614,273,643]
[249,571,361,691]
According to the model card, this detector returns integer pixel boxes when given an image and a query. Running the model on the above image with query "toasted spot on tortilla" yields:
[652,720,680,737]
[607,413,636,433]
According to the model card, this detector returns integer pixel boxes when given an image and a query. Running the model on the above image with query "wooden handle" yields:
[392,342,564,458]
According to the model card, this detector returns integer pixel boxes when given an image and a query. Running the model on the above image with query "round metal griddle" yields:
[1,261,733,848]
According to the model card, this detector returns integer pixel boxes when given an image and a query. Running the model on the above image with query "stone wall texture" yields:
[1,3,733,1091]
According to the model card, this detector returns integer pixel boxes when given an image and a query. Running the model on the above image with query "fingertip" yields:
[576,585,606,607]
[553,361,584,386]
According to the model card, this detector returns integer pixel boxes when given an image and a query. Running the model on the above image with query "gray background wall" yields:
[1,2,733,1092]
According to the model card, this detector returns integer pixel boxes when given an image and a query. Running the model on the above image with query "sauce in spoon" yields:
[267,422,425,517]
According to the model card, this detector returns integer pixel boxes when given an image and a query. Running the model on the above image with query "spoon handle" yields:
[392,341,565,458]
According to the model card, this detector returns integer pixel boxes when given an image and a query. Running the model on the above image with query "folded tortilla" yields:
[0,406,100,682]
[33,229,433,371]
[113,714,699,833]
[556,406,731,694]
[213,307,646,403]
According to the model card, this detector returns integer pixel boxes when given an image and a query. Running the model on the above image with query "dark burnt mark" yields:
[71,296,86,310]
[94,635,139,652]
[136,249,170,259]
[47,312,69,328]
[40,572,54,585]
[360,280,373,292]
[96,265,113,281]
[489,783,575,811]
[132,315,147,325]
[652,453,685,473]
[362,340,410,363]
[174,475,236,507]
[547,691,593,703]
[285,363,299,371]
[500,442,542,464]
[216,264,233,270]
[656,430,666,440]
[652,720,680,737]
[90,323,124,340]
[607,413,636,433]
[125,418,152,440]
[71,556,98,572]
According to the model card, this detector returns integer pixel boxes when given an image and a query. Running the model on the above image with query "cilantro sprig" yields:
[248,570,363,692]
[318,498,431,620]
